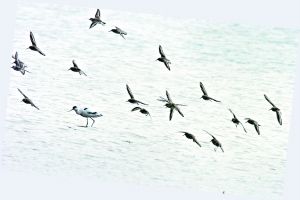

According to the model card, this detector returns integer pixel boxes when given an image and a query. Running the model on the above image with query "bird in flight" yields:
[126,84,148,105]
[156,45,171,71]
[199,82,221,102]
[11,52,30,75]
[131,107,151,118]
[264,94,282,125]
[27,31,46,56]
[203,130,224,152]
[89,9,106,29]
[180,131,202,148]
[228,109,247,133]
[109,26,127,39]
[17,88,39,110]
[245,118,261,135]
[68,60,87,76]
[158,90,185,121]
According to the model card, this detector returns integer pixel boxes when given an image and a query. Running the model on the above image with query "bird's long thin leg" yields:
[90,118,95,127]
[86,118,89,127]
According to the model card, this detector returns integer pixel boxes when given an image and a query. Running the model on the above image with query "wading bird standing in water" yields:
[69,106,103,127]
[245,118,261,135]
[180,131,202,148]
[27,31,45,56]
[109,26,127,39]
[203,130,224,152]
[68,60,87,76]
[158,90,185,121]
[89,9,106,29]
[17,88,39,110]
[199,82,221,102]
[126,84,148,105]
[264,94,282,125]
[156,45,171,71]
[228,108,247,133]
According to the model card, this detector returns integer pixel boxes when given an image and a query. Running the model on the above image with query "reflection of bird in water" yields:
[264,94,282,125]
[199,82,221,102]
[228,108,247,133]
[158,90,185,121]
[180,131,202,148]
[203,130,224,152]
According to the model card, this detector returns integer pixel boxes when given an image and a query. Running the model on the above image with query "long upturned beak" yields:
[68,108,74,112]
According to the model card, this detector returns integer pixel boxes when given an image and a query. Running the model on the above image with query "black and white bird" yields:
[228,109,247,133]
[109,26,127,39]
[17,88,39,110]
[264,94,282,125]
[203,130,224,152]
[11,52,30,75]
[68,106,103,127]
[158,91,185,121]
[27,31,45,56]
[180,131,201,148]
[89,9,106,29]
[126,84,148,105]
[199,82,221,102]
[131,107,151,118]
[156,45,171,71]
[68,60,87,76]
[245,118,261,135]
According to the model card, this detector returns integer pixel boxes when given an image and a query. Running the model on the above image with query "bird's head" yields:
[68,106,77,112]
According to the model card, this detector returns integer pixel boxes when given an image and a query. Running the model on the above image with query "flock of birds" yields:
[10,8,283,153]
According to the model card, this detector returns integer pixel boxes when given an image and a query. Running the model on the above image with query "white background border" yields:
[1,0,299,199]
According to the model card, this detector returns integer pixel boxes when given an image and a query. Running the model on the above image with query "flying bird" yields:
[245,118,261,135]
[11,52,30,75]
[228,109,247,133]
[126,84,148,105]
[203,130,224,152]
[131,107,151,118]
[68,60,87,76]
[180,131,201,148]
[89,9,106,29]
[109,26,127,39]
[264,94,282,125]
[156,45,171,71]
[27,31,45,56]
[199,82,221,102]
[17,88,39,110]
[68,106,103,127]
[158,90,185,121]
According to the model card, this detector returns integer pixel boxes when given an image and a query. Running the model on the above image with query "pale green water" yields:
[2,2,300,199]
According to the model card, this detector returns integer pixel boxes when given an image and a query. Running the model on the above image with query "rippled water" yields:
[2,2,300,199]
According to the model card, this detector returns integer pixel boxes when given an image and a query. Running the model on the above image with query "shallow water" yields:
[2,2,300,199]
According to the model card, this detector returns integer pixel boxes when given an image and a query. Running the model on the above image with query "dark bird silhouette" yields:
[27,31,45,56]
[264,94,282,125]
[126,84,148,105]
[158,91,185,121]
[156,45,171,71]
[228,109,247,133]
[180,131,201,148]
[203,130,224,152]
[89,9,106,29]
[109,26,127,39]
[68,60,87,76]
[18,88,39,110]
[11,52,30,75]
[199,82,221,102]
[245,118,261,135]
[131,107,151,118]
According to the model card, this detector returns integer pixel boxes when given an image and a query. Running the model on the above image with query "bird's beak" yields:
[68,108,73,112]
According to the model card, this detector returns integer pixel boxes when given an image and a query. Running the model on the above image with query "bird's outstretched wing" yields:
[126,84,134,99]
[166,90,172,103]
[264,94,275,107]
[30,31,36,46]
[30,101,40,110]
[37,48,46,56]
[157,97,168,102]
[159,45,166,58]
[95,9,100,19]
[276,110,282,125]
[200,82,208,95]
[175,106,184,117]
[228,109,236,119]
[120,34,126,40]
[202,129,216,139]
[240,122,247,133]
[79,70,87,76]
[72,60,78,68]
[254,123,260,135]
[131,107,141,112]
[169,108,174,121]
[208,97,221,102]
[18,88,28,98]
[193,137,202,148]
[164,61,170,71]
